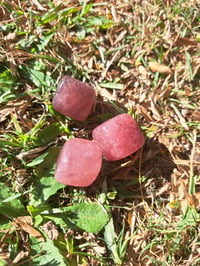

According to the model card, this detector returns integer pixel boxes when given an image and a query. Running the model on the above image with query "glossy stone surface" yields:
[55,138,102,187]
[92,114,145,161]
[52,76,96,121]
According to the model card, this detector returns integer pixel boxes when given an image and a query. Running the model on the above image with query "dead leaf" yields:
[166,0,172,6]
[32,0,47,10]
[113,30,127,45]
[12,250,29,264]
[150,96,162,120]
[175,37,198,47]
[12,216,45,242]
[0,107,11,122]
[0,97,31,123]
[135,104,153,122]
[137,64,148,77]
[41,221,59,240]
[177,193,200,213]
[92,244,106,256]
[16,142,53,160]
[4,32,16,41]
[148,61,172,74]
[0,253,13,265]
[0,228,12,249]
[187,192,200,211]
[192,55,200,78]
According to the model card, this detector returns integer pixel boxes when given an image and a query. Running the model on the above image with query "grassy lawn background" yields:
[0,0,199,265]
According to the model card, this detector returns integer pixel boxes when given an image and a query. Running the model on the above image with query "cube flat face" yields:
[92,114,145,161]
[52,76,96,121]
[55,138,102,187]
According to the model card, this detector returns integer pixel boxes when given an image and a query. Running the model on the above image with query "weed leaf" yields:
[29,147,64,207]
[38,203,110,234]
[31,237,68,266]
[65,203,110,233]
[29,176,65,207]
[34,123,63,146]
[0,184,27,218]
[104,217,122,265]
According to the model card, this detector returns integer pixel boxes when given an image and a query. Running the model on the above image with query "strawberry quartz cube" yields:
[92,114,145,161]
[52,76,96,121]
[55,138,102,187]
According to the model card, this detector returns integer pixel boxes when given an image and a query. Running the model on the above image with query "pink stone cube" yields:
[52,76,96,121]
[55,138,102,187]
[92,114,145,161]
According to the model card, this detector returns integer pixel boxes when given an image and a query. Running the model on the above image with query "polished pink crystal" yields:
[92,114,145,161]
[55,138,102,187]
[52,76,96,121]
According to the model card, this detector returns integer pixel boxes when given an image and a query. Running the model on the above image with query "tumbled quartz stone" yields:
[55,138,102,187]
[52,76,96,121]
[92,114,145,161]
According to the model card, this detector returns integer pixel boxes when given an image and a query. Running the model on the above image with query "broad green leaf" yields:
[20,62,54,87]
[37,31,55,51]
[29,176,65,207]
[36,146,60,178]
[38,214,67,228]
[66,203,110,233]
[34,123,63,146]
[30,203,110,233]
[28,206,67,228]
[26,68,46,87]
[27,205,50,217]
[31,237,69,266]
[0,183,27,218]
[40,203,110,234]
[26,152,49,167]
[29,147,64,207]
[104,217,122,265]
